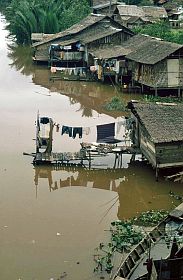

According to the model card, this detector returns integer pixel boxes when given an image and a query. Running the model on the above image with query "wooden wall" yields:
[156,142,183,168]
[132,115,183,169]
[130,57,183,88]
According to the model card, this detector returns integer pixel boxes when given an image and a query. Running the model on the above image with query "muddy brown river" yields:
[0,14,183,280]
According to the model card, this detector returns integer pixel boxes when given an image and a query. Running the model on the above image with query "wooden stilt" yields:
[178,87,181,98]
[141,84,144,93]
[155,87,158,97]
[156,165,159,182]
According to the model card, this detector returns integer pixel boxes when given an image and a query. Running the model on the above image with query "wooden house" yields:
[168,6,183,28]
[88,33,183,90]
[128,101,183,179]
[32,14,133,66]
[141,6,168,21]
[124,34,183,95]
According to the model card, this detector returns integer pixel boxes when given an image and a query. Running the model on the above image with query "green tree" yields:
[133,21,183,44]
[5,0,90,45]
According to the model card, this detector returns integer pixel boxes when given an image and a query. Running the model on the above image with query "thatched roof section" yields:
[129,101,183,144]
[124,16,150,24]
[118,4,167,20]
[141,6,168,19]
[89,34,152,59]
[118,4,144,17]
[93,0,119,9]
[89,34,183,63]
[89,34,147,59]
[52,27,123,47]
[31,33,54,42]
[83,27,122,44]
[33,14,106,47]
[126,35,183,64]
[90,45,130,59]
[33,14,133,48]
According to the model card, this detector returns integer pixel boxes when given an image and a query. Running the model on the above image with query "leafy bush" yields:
[143,95,183,103]
[132,210,168,226]
[104,96,125,111]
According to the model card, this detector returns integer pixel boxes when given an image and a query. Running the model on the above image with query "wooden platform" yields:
[32,143,141,167]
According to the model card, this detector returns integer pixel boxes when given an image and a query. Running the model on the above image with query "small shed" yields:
[128,101,183,179]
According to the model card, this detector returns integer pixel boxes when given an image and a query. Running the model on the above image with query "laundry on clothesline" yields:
[73,127,82,139]
[61,125,73,137]
[56,119,126,141]
[61,125,83,139]
[82,127,90,135]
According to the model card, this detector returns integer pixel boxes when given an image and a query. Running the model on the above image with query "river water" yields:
[0,14,183,280]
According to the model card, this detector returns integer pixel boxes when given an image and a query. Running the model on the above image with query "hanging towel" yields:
[61,125,72,137]
[73,127,82,139]
[97,123,115,141]
[97,123,121,144]
[83,127,90,135]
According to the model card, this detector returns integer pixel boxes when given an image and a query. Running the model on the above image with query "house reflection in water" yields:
[33,160,174,220]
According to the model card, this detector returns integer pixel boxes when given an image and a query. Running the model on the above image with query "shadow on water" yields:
[34,158,183,220]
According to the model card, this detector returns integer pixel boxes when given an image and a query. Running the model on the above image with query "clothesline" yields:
[53,118,131,143]
[54,118,127,130]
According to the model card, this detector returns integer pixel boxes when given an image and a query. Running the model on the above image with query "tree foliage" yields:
[133,21,183,44]
[4,0,90,44]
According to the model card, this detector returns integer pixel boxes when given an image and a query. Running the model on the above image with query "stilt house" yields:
[128,101,183,179]
[123,34,183,95]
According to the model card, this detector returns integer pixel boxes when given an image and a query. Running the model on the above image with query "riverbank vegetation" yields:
[94,209,168,273]
[1,0,90,44]
[104,96,126,111]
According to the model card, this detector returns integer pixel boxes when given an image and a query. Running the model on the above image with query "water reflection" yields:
[33,160,183,220]
[7,43,34,75]
[6,42,140,118]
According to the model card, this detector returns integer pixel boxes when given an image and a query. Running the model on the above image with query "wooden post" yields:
[155,165,159,181]
[115,74,119,85]
[141,83,144,93]
[178,87,181,98]
[114,153,117,169]
[155,87,158,97]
